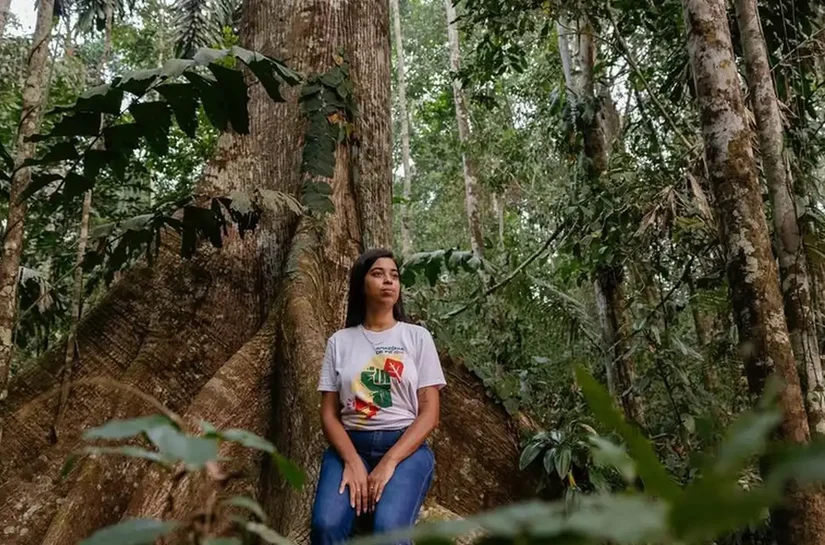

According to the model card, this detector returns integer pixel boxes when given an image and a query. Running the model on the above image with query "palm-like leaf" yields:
[173,0,239,58]
[72,0,134,33]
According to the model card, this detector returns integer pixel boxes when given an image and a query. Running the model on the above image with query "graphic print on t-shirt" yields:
[350,353,405,420]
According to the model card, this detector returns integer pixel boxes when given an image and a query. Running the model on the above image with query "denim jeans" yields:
[310,429,435,545]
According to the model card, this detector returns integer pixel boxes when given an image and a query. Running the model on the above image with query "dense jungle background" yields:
[2,0,825,543]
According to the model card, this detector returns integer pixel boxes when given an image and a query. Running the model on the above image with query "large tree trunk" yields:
[0,2,529,544]
[444,0,484,260]
[391,0,414,257]
[0,0,55,399]
[558,18,642,424]
[735,0,825,435]
[682,0,825,543]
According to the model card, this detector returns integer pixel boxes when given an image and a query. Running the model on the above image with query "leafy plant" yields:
[68,379,304,545]
[520,419,616,500]
[348,366,825,545]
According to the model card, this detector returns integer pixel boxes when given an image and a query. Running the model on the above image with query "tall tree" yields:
[0,0,55,401]
[391,0,414,257]
[0,0,10,38]
[682,0,825,542]
[558,17,643,424]
[444,0,484,260]
[55,0,113,439]
[734,0,825,436]
[0,1,530,543]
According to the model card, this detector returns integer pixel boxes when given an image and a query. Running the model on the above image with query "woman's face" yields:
[364,257,400,308]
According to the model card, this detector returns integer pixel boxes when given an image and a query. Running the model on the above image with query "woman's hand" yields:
[368,458,398,511]
[340,458,370,515]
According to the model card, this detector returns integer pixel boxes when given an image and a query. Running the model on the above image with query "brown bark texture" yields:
[0,0,55,399]
[682,0,825,543]
[734,0,825,435]
[0,1,530,544]
[444,0,484,260]
[391,0,414,257]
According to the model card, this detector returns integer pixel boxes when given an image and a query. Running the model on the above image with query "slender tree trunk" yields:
[682,0,825,542]
[444,0,484,259]
[558,18,642,424]
[735,0,825,435]
[0,0,55,400]
[54,0,114,438]
[0,2,531,544]
[492,192,504,250]
[594,267,644,424]
[0,0,10,38]
[391,0,414,257]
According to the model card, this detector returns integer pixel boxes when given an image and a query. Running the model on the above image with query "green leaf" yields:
[161,58,197,78]
[75,83,125,115]
[590,436,636,482]
[208,63,250,134]
[670,479,775,541]
[223,496,267,521]
[714,410,782,475]
[245,522,295,545]
[216,428,274,453]
[79,519,182,545]
[274,452,306,489]
[20,173,62,201]
[574,365,681,502]
[116,68,162,96]
[63,172,95,201]
[104,123,143,156]
[83,149,109,180]
[271,60,301,86]
[84,415,173,440]
[519,441,544,471]
[184,72,229,132]
[156,83,199,138]
[233,48,285,102]
[22,140,79,167]
[765,438,825,486]
[301,181,334,213]
[81,446,171,465]
[193,47,229,65]
[30,111,101,141]
[146,425,220,470]
[0,140,13,170]
[543,448,556,475]
[130,101,172,155]
[555,447,572,479]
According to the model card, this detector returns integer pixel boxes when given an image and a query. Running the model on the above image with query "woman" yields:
[310,249,446,545]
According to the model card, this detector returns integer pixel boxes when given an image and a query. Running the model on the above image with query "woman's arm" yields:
[320,392,370,515]
[368,386,440,509]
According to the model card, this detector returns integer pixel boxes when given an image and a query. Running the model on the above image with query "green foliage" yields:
[350,367,825,545]
[74,404,304,544]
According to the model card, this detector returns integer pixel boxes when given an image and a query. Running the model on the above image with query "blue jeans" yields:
[310,429,435,545]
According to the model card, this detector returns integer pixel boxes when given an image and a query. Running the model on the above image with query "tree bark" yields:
[0,1,529,544]
[734,0,825,435]
[594,267,644,425]
[391,0,414,257]
[0,0,10,38]
[444,0,484,259]
[682,0,825,542]
[558,17,642,424]
[0,0,55,400]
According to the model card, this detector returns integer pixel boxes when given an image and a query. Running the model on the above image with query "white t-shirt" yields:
[318,322,447,430]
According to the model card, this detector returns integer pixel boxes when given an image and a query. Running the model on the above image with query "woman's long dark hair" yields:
[344,249,407,328]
